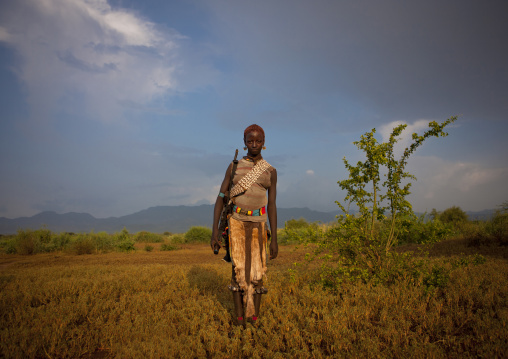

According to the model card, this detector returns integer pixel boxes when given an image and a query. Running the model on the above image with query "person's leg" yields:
[233,291,244,326]
[252,293,261,323]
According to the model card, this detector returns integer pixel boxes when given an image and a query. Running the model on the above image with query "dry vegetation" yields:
[0,240,507,358]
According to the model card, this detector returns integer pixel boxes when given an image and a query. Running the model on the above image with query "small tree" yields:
[335,116,457,253]
[184,226,212,243]
[438,206,468,224]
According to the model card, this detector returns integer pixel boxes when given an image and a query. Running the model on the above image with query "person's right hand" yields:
[210,233,220,251]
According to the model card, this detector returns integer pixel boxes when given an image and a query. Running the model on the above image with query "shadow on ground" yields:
[186,265,234,315]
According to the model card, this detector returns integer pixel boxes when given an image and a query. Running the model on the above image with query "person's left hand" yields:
[269,240,278,259]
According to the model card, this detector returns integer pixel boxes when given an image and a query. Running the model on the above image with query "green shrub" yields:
[15,229,41,255]
[169,234,185,244]
[160,243,179,251]
[462,212,508,247]
[0,235,17,254]
[4,240,17,254]
[52,232,73,250]
[91,232,116,253]
[397,215,453,245]
[34,227,54,252]
[134,231,163,243]
[14,228,76,254]
[285,218,311,230]
[116,239,135,252]
[144,245,154,252]
[115,228,135,252]
[423,265,450,291]
[316,223,450,288]
[450,254,487,268]
[69,234,95,255]
[7,229,69,254]
[278,218,323,244]
[438,206,468,225]
[184,226,212,243]
[490,212,508,245]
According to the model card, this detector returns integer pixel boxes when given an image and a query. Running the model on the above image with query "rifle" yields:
[215,149,239,261]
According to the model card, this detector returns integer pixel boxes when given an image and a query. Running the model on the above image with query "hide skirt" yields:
[227,217,268,317]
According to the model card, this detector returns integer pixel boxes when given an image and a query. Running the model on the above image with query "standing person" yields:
[210,124,278,327]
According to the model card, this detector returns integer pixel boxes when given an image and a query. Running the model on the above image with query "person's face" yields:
[244,131,264,156]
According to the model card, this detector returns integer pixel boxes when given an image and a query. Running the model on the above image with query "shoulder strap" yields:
[230,159,271,198]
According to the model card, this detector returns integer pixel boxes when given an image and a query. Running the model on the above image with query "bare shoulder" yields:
[270,167,277,184]
[222,161,234,182]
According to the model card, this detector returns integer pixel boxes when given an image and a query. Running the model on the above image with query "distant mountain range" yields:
[0,205,340,234]
[0,205,496,235]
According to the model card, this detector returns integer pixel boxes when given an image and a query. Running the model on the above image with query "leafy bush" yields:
[397,215,453,245]
[144,245,154,252]
[490,211,508,244]
[52,232,73,250]
[115,228,135,252]
[160,243,179,251]
[463,211,508,247]
[1,236,17,254]
[422,265,450,291]
[15,229,45,255]
[36,228,55,252]
[285,218,311,230]
[91,231,116,252]
[134,231,163,243]
[316,216,455,288]
[69,234,95,255]
[316,223,376,286]
[450,254,487,268]
[438,206,468,225]
[170,234,186,244]
[278,218,323,244]
[184,226,212,243]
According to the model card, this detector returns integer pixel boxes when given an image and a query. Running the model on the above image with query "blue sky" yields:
[0,0,507,218]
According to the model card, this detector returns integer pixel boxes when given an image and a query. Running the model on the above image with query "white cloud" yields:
[0,26,12,43]
[408,156,508,211]
[278,171,340,212]
[378,119,431,157]
[379,119,429,143]
[306,169,315,175]
[0,0,188,122]
[423,160,506,193]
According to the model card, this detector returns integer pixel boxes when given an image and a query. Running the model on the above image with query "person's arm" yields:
[210,163,233,250]
[267,168,278,259]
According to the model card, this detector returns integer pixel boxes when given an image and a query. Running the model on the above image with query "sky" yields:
[0,0,507,219]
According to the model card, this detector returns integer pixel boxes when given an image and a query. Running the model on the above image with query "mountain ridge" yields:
[0,205,340,234]
[0,205,496,234]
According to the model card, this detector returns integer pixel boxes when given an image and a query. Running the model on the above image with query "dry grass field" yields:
[1,241,507,358]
